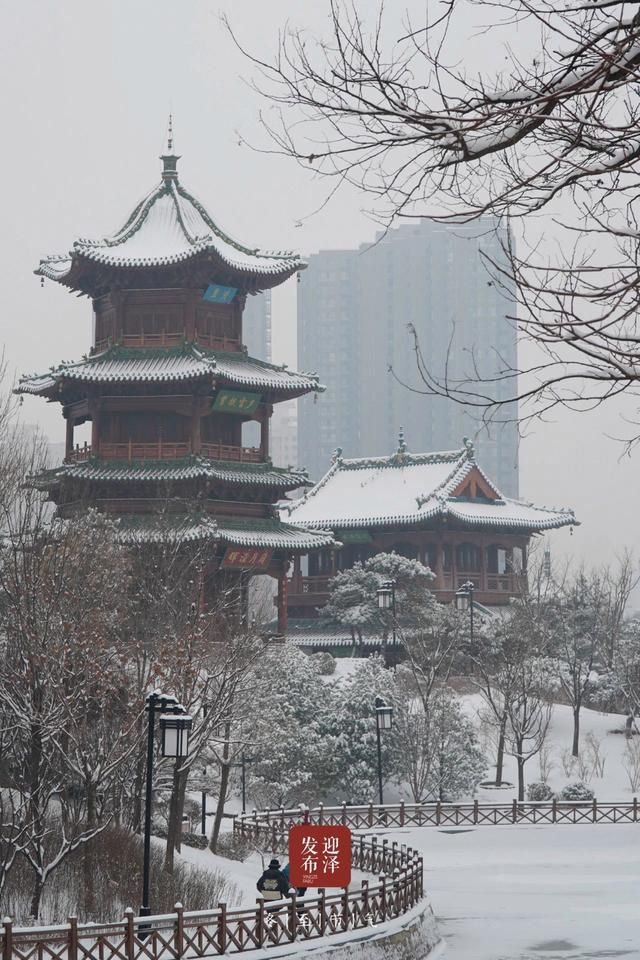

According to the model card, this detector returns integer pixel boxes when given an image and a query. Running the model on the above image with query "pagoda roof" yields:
[34,456,310,491]
[113,513,337,550]
[36,153,304,295]
[281,438,577,534]
[16,343,323,400]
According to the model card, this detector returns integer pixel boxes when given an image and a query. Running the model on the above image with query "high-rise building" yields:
[243,290,272,363]
[297,218,519,496]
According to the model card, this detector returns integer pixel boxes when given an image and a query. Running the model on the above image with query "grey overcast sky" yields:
[0,0,636,582]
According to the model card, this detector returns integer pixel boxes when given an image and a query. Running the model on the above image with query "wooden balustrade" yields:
[66,442,262,463]
[92,333,242,352]
[5,798,638,960]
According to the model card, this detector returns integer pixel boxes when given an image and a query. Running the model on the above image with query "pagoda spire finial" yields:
[167,113,174,152]
[160,114,181,181]
[397,427,407,455]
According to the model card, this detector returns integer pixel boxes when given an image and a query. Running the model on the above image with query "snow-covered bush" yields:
[312,651,337,675]
[557,782,595,802]
[181,832,209,849]
[393,686,486,802]
[326,655,398,802]
[527,781,554,802]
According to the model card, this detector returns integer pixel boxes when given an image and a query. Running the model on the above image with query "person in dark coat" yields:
[282,862,307,912]
[257,859,289,907]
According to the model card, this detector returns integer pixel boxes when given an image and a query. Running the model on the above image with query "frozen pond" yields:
[390,822,639,960]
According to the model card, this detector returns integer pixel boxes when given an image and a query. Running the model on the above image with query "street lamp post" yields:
[140,692,192,919]
[377,579,397,670]
[455,580,475,652]
[375,696,393,806]
[240,752,255,814]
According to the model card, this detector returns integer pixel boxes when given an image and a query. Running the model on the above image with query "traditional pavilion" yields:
[18,135,336,628]
[279,434,577,648]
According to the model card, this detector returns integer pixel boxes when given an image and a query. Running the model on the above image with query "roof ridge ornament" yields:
[160,114,181,182]
[397,427,407,456]
[463,436,475,461]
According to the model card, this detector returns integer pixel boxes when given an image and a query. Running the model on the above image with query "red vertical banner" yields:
[288,825,351,888]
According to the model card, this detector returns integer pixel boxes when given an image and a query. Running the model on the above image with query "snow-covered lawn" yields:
[391,822,639,960]
[466,697,637,801]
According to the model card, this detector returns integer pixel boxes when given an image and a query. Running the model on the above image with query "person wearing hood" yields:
[257,859,289,906]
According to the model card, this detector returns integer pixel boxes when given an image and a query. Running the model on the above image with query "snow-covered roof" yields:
[17,344,323,399]
[114,513,337,550]
[36,153,304,294]
[281,439,577,533]
[35,457,310,491]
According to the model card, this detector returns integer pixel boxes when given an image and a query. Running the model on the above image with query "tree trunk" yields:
[516,738,525,802]
[164,765,184,873]
[174,769,188,854]
[572,705,580,758]
[30,872,43,921]
[131,738,146,833]
[209,761,231,853]
[209,718,233,854]
[626,714,634,739]
[495,710,507,786]
[83,782,97,916]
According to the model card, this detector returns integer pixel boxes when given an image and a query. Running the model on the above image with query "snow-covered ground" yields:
[466,696,636,801]
[391,823,640,960]
[181,670,640,957]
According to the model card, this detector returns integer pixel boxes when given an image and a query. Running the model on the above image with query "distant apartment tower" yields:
[297,218,519,496]
[243,290,272,362]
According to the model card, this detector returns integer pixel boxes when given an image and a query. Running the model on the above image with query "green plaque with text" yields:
[212,390,261,415]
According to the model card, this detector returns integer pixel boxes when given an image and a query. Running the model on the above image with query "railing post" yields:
[341,801,347,826]
[174,903,184,957]
[319,889,327,936]
[361,880,370,926]
[436,800,441,826]
[371,835,378,872]
[2,918,12,960]
[382,838,389,871]
[379,875,387,921]
[418,856,424,898]
[318,802,324,825]
[217,902,227,954]
[124,908,135,960]
[392,841,398,871]
[552,797,557,824]
[359,834,365,870]
[512,799,518,823]
[368,802,374,828]
[400,800,405,827]
[473,799,479,825]
[341,886,350,934]
[592,797,598,823]
[392,868,401,916]
[634,797,638,822]
[256,897,265,947]
[289,891,298,941]
[68,916,78,960]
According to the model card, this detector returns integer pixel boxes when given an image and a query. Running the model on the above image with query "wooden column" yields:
[292,555,302,592]
[185,291,197,341]
[260,405,271,461]
[90,402,101,456]
[65,418,74,461]
[277,572,288,634]
[435,540,444,591]
[480,537,487,592]
[191,397,202,455]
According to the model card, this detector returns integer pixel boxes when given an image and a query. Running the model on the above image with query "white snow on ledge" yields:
[234,900,440,959]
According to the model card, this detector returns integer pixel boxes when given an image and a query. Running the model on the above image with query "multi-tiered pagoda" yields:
[18,142,335,629]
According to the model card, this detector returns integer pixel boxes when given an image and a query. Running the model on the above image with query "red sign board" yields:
[288,825,351,888]
[221,547,273,570]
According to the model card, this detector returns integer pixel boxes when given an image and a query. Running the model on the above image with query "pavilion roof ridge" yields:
[35,154,305,291]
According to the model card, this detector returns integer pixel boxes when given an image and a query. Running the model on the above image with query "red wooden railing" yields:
[65,443,262,464]
[5,798,636,959]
